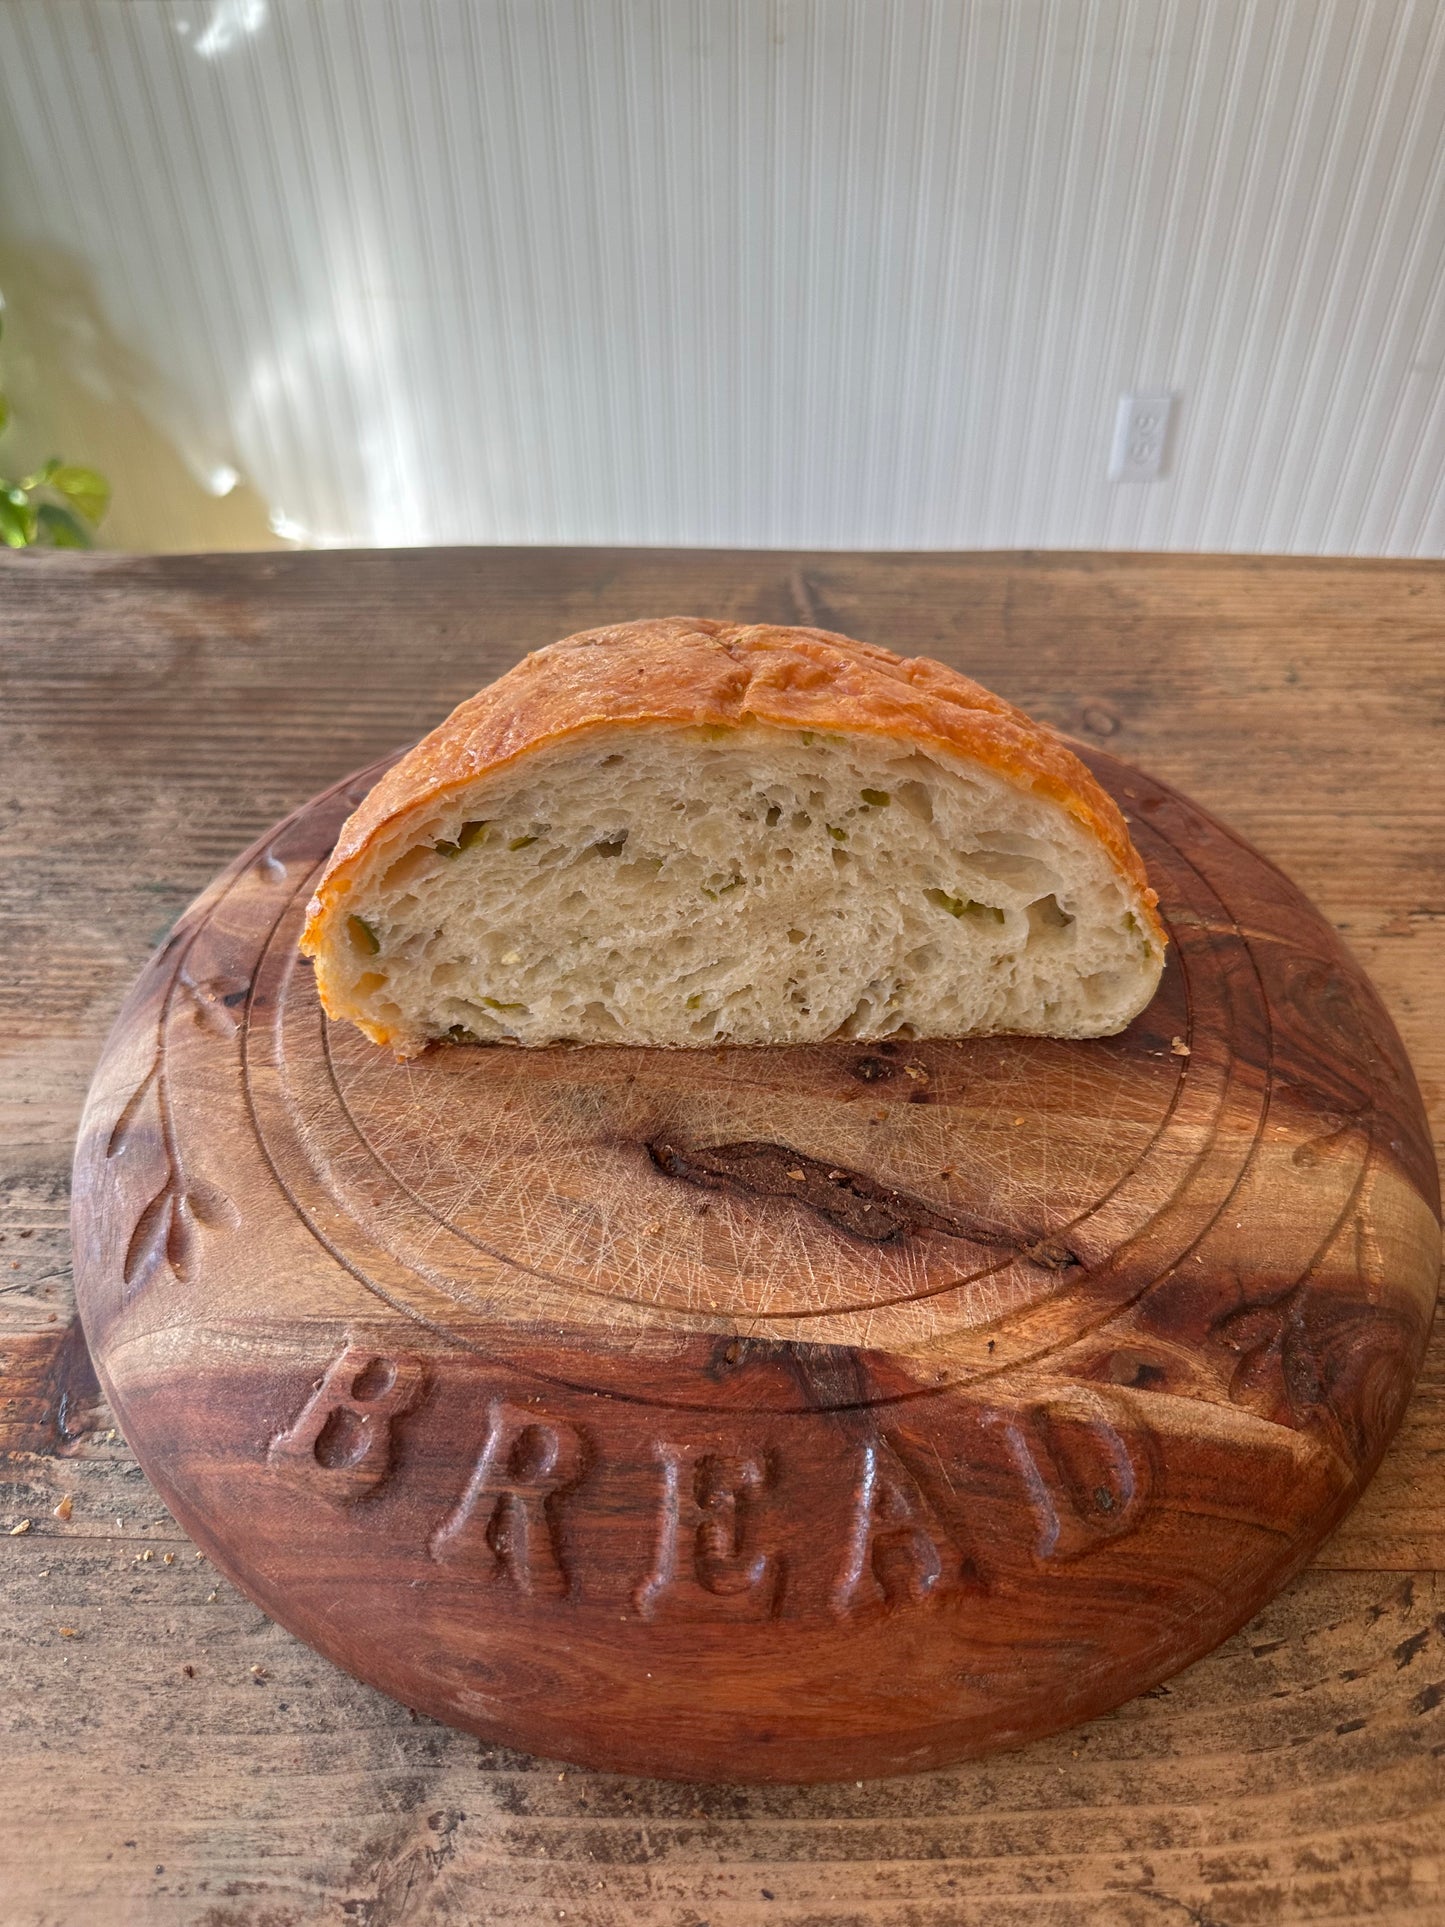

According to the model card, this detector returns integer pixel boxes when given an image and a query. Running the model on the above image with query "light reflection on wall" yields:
[0,0,1440,556]
[235,238,431,549]
[177,0,269,62]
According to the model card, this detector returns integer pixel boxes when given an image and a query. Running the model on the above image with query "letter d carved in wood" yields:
[635,1443,781,1619]
[268,1343,425,1504]
[430,1403,585,1599]
[999,1387,1155,1562]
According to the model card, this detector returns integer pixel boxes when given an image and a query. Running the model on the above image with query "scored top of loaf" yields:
[303,618,1164,949]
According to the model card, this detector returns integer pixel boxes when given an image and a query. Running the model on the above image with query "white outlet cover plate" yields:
[1110,393,1175,482]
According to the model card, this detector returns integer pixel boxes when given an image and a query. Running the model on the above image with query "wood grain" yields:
[69,742,1439,1784]
[3,548,1444,1917]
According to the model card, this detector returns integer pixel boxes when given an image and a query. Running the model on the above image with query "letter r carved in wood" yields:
[430,1402,585,1598]
[268,1343,425,1504]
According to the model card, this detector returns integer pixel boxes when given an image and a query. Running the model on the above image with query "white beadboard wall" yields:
[0,0,1442,553]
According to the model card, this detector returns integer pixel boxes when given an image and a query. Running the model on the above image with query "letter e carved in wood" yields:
[833,1435,973,1616]
[999,1387,1154,1561]
[635,1444,781,1619]
[268,1343,425,1504]
[430,1403,585,1599]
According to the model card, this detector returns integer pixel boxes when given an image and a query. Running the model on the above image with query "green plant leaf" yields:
[36,501,91,548]
[18,457,59,490]
[0,492,37,547]
[51,464,109,525]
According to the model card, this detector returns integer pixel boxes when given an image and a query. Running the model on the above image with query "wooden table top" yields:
[2,547,1441,1927]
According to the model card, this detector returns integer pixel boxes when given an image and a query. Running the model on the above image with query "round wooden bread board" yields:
[71,747,1440,1784]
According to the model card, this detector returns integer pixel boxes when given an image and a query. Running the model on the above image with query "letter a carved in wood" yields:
[833,1435,972,1615]
[431,1402,585,1598]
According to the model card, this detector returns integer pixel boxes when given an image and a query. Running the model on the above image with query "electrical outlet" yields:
[1109,393,1174,482]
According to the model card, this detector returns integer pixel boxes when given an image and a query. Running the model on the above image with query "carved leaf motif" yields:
[167,1191,198,1283]
[1216,1247,1424,1468]
[185,1176,241,1231]
[124,1181,179,1296]
[1215,1288,1336,1432]
[1214,1297,1293,1415]
[122,1171,238,1298]
[110,945,241,1302]
[1215,1303,1284,1355]
[107,1062,158,1159]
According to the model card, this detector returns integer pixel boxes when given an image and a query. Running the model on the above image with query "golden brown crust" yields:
[302,619,1166,964]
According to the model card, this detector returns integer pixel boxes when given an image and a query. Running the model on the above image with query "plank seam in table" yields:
[1,547,1442,1927]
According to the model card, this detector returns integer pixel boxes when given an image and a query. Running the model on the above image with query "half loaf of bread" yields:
[301,619,1166,1055]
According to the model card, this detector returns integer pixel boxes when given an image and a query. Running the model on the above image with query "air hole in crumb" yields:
[588,834,629,858]
[580,1001,622,1033]
[379,847,432,891]
[965,847,1055,893]
[1027,893,1074,934]
[895,780,933,823]
[1081,967,1128,1004]
[836,1000,875,1036]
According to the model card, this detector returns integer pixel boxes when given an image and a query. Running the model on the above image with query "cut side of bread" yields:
[302,621,1166,1054]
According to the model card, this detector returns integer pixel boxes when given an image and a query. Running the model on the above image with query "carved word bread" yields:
[302,619,1166,1054]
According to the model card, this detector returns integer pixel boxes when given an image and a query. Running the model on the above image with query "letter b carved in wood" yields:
[268,1343,425,1504]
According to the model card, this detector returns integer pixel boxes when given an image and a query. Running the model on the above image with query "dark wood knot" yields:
[648,1138,1081,1270]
